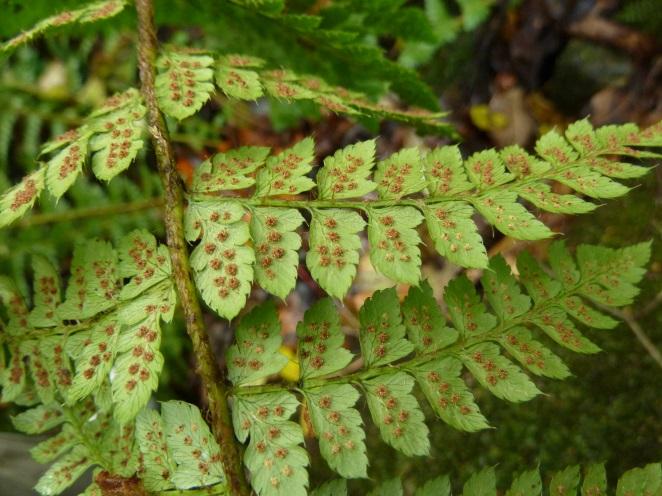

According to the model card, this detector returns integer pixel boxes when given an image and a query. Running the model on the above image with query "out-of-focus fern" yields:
[324,462,662,495]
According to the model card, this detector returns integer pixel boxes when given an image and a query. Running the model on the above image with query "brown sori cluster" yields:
[85,0,121,21]
[9,349,25,385]
[405,304,435,347]
[102,115,138,170]
[327,153,363,194]
[10,177,39,212]
[127,236,167,287]
[141,419,171,483]
[427,159,458,193]
[378,160,413,196]
[539,143,572,164]
[166,58,203,107]
[37,275,59,319]
[203,211,242,299]
[270,152,305,193]
[8,293,29,328]
[124,320,159,392]
[81,323,117,381]
[375,214,411,263]
[316,95,351,113]
[424,370,473,416]
[51,342,72,388]
[316,217,346,269]
[501,149,532,177]
[432,207,473,255]
[27,343,52,391]
[91,258,119,302]
[536,312,584,349]
[372,383,412,438]
[520,184,575,210]
[34,408,65,434]
[505,333,546,370]
[223,70,250,91]
[469,156,497,187]
[471,350,510,387]
[58,143,83,179]
[200,155,257,188]
[364,314,394,359]
[231,323,272,373]
[316,394,358,456]
[271,81,300,99]
[299,320,332,370]
[256,216,286,280]
[50,11,75,26]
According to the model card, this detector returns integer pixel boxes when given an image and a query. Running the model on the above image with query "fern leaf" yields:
[402,280,458,352]
[303,384,368,479]
[310,480,348,496]
[444,275,497,337]
[118,229,172,300]
[192,146,270,193]
[0,169,46,228]
[415,475,451,496]
[45,139,89,199]
[250,208,304,298]
[28,255,62,327]
[460,343,541,402]
[66,317,120,403]
[616,463,662,495]
[358,288,413,368]
[306,208,364,299]
[187,201,254,319]
[0,0,127,55]
[375,148,426,199]
[499,327,570,379]
[30,424,77,464]
[413,358,489,432]
[296,298,353,381]
[12,404,65,434]
[112,283,174,423]
[582,463,607,496]
[424,145,473,195]
[550,465,581,495]
[316,140,376,200]
[463,467,497,496]
[364,373,430,456]
[506,468,542,496]
[161,401,226,489]
[423,202,488,268]
[226,301,288,386]
[255,138,316,197]
[367,206,423,284]
[481,256,531,321]
[156,51,216,120]
[232,392,309,496]
[34,446,93,496]
[136,408,178,491]
[89,101,146,181]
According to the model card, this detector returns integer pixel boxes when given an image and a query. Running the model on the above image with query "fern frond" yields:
[0,89,146,227]
[155,48,451,133]
[0,230,174,424]
[225,241,650,490]
[185,119,661,318]
[0,0,128,56]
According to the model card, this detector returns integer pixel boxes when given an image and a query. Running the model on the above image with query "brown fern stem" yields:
[134,1,249,494]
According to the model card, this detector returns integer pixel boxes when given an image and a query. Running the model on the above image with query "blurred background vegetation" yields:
[0,0,660,493]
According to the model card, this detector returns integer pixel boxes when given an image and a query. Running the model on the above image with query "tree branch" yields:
[134,1,249,494]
